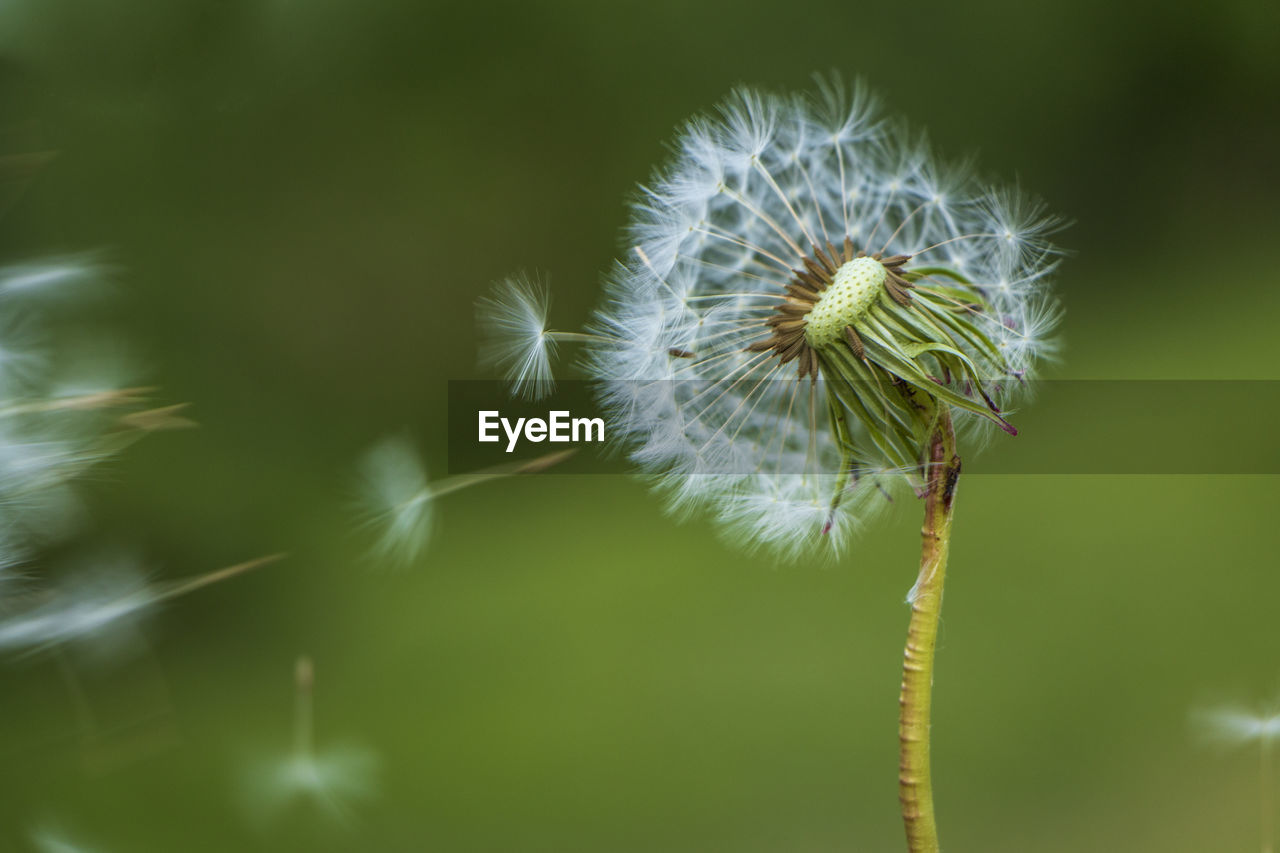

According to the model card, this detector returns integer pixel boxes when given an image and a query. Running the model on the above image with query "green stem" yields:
[899,410,960,853]
[1263,735,1274,853]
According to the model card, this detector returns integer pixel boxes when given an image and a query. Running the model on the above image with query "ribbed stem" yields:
[898,411,960,853]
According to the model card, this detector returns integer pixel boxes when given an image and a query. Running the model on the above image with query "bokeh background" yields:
[2,1,1279,850]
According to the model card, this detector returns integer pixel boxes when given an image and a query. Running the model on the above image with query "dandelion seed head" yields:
[579,77,1063,557]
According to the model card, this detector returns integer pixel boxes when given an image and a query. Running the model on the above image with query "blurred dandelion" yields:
[1193,701,1280,853]
[0,254,253,654]
[241,656,379,829]
[0,251,278,777]
[0,256,163,572]
[0,150,282,841]
[356,435,573,566]
[480,76,1064,851]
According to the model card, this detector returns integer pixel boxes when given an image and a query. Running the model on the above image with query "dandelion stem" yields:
[1263,734,1274,853]
[898,409,959,853]
[426,448,577,500]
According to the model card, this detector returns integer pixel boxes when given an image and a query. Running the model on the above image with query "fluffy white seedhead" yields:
[585,77,1063,558]
[477,273,558,400]
[356,436,434,566]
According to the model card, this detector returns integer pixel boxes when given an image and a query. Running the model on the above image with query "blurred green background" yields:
[2,0,1279,850]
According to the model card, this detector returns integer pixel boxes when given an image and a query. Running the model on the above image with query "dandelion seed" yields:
[477,273,559,400]
[0,554,282,654]
[241,656,379,828]
[356,435,574,566]
[356,436,435,565]
[0,255,102,299]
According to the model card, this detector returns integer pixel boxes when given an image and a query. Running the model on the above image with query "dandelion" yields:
[356,435,573,566]
[482,77,1063,851]
[241,656,379,828]
[1193,702,1280,852]
[584,82,1061,546]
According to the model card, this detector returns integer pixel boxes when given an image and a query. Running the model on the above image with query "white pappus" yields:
[480,77,1064,558]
